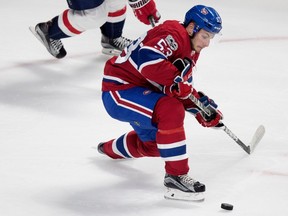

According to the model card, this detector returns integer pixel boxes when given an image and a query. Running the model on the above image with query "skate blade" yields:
[29,26,45,46]
[164,187,205,202]
[101,47,122,56]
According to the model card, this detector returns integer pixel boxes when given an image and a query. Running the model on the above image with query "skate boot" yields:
[97,142,106,155]
[164,173,205,201]
[101,34,133,56]
[29,22,66,59]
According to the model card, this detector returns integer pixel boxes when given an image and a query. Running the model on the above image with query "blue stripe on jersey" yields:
[116,134,131,158]
[158,145,186,158]
[137,46,166,69]
[102,77,123,85]
[103,78,122,85]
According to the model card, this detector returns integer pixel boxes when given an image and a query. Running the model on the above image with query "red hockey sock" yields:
[102,131,160,159]
[153,96,189,175]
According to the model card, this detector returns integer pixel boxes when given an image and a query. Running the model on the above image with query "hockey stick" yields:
[189,94,265,154]
[148,16,156,27]
[147,17,265,154]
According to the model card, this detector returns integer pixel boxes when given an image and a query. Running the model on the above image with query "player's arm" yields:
[137,31,187,86]
[137,46,178,85]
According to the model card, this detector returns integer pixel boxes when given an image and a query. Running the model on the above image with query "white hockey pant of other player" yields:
[58,0,127,37]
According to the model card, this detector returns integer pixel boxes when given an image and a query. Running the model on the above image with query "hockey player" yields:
[30,0,160,58]
[98,5,223,201]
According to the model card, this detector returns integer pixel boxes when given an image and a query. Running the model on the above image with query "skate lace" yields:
[179,174,197,185]
[112,37,132,50]
[50,39,63,52]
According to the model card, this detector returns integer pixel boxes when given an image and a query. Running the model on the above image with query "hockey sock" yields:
[153,96,189,175]
[102,131,159,159]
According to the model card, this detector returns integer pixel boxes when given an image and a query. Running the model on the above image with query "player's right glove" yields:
[128,0,161,25]
[188,91,223,128]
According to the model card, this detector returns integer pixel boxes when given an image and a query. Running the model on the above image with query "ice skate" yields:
[97,142,106,155]
[101,35,132,56]
[164,173,205,201]
[29,22,66,59]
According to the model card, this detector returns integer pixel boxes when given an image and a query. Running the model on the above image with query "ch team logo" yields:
[133,121,141,126]
[201,8,208,15]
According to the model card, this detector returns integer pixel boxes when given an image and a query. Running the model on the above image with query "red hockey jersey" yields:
[102,20,199,92]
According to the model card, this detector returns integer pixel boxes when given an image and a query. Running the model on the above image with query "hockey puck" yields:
[221,203,233,210]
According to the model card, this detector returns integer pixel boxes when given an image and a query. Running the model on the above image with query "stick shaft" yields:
[148,16,156,27]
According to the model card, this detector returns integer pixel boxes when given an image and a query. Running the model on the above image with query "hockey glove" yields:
[163,81,192,99]
[163,58,193,99]
[188,92,223,127]
[128,0,161,25]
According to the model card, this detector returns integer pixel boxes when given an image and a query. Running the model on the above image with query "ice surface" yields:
[1,0,288,215]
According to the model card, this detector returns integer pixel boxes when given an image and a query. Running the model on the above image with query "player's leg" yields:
[101,90,189,174]
[98,130,160,159]
[100,88,205,201]
[100,0,132,55]
[99,87,163,158]
[153,96,205,201]
[30,0,108,58]
[100,87,189,168]
[55,0,108,38]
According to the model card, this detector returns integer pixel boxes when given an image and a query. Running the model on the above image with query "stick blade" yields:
[249,125,265,153]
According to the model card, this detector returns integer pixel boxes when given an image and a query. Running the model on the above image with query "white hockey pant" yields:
[58,0,127,36]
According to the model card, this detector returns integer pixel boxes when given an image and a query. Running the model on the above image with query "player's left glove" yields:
[163,80,192,99]
[128,0,161,25]
[188,91,223,128]
[163,58,193,99]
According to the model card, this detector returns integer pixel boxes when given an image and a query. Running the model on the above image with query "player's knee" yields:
[83,5,108,23]
[105,0,127,23]
[153,96,185,129]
